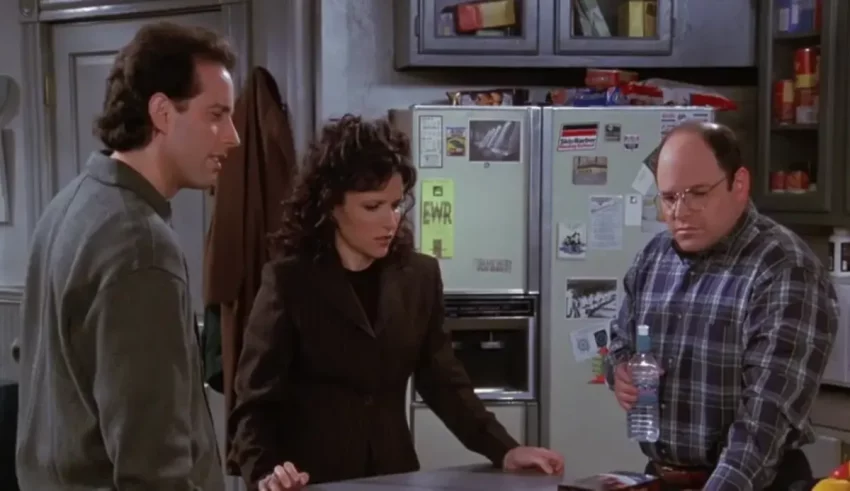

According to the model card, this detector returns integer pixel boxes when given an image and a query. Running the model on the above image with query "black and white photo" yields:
[565,278,618,319]
[468,119,521,162]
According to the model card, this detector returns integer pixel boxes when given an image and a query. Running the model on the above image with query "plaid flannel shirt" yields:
[606,204,838,491]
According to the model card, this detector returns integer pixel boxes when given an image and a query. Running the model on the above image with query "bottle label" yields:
[636,384,659,406]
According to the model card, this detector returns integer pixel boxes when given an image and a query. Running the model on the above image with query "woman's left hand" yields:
[502,446,565,475]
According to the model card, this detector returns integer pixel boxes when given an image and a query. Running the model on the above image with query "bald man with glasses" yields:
[605,122,837,491]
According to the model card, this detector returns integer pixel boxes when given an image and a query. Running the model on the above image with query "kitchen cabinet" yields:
[752,0,850,226]
[411,402,537,470]
[393,0,756,69]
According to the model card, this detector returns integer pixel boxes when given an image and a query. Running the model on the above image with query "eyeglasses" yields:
[656,176,728,214]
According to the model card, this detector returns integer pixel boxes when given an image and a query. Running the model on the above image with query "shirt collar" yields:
[670,201,758,264]
[85,150,171,220]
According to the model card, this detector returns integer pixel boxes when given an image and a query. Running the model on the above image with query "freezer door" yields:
[409,105,541,294]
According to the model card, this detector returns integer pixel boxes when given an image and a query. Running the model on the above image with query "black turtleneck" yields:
[345,261,381,327]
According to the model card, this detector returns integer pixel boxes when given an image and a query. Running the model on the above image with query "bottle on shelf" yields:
[627,324,661,443]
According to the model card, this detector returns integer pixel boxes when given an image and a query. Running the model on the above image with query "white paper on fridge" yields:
[588,195,624,251]
[625,194,642,226]
[631,164,655,196]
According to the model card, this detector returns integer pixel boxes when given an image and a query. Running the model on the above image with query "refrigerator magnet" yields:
[603,123,622,142]
[624,134,639,151]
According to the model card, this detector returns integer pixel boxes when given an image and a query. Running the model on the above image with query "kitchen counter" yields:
[304,465,566,490]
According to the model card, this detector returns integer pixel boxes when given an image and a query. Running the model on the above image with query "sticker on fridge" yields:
[557,222,587,260]
[572,156,608,186]
[418,115,443,168]
[445,126,467,157]
[588,195,624,251]
[420,179,455,259]
[603,123,622,142]
[623,134,639,151]
[468,119,521,163]
[557,123,598,151]
[565,278,618,319]
[569,322,609,363]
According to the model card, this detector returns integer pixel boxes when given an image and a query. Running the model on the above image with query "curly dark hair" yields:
[270,114,417,261]
[94,21,236,152]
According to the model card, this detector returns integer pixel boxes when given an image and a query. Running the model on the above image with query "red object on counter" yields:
[773,80,795,124]
[831,462,850,480]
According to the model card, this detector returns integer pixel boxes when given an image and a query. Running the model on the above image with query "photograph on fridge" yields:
[468,119,521,162]
[572,156,608,185]
[557,221,587,260]
[565,278,618,319]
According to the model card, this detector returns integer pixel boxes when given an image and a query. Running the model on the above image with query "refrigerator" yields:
[390,105,542,469]
[390,105,715,472]
[540,106,714,476]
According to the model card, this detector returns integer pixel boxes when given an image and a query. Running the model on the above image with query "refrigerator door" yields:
[540,107,715,476]
[410,105,541,294]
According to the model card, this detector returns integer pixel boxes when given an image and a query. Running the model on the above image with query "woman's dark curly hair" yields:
[269,114,417,260]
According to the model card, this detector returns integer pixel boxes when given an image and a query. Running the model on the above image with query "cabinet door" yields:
[418,0,540,55]
[555,0,672,55]
[755,0,835,213]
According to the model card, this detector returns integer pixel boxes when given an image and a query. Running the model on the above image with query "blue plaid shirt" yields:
[606,204,838,490]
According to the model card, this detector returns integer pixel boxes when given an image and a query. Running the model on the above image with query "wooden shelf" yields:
[771,123,818,132]
[773,30,820,41]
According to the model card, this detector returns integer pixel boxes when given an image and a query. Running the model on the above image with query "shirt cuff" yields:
[704,462,753,491]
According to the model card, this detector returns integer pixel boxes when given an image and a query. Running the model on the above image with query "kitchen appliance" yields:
[392,104,716,474]
[540,106,715,476]
[822,281,850,388]
[390,105,542,469]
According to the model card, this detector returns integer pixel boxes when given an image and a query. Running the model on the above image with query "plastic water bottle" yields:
[627,324,661,442]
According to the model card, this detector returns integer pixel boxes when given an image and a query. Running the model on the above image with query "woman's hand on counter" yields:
[258,462,310,491]
[502,446,565,475]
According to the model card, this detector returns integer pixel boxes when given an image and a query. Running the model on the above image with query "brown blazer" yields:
[202,66,297,434]
[228,252,519,486]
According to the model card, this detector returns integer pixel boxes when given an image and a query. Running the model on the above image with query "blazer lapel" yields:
[313,257,373,337]
[372,259,408,336]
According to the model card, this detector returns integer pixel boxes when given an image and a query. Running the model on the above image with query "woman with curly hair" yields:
[228,114,564,490]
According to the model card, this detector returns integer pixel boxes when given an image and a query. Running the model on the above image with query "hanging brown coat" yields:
[202,66,297,470]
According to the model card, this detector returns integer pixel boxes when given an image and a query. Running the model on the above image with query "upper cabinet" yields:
[394,0,757,69]
[751,0,850,226]
[554,0,672,55]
